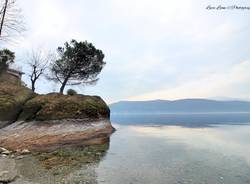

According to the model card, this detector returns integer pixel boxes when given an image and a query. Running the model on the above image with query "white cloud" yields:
[128,60,250,101]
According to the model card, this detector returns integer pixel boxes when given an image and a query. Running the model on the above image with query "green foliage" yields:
[67,89,77,96]
[50,39,106,93]
[0,49,15,74]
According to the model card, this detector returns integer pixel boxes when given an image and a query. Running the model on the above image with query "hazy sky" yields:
[3,0,250,103]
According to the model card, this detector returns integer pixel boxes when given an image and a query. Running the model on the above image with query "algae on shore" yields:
[14,144,110,184]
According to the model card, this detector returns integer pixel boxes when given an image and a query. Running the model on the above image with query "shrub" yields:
[67,89,77,96]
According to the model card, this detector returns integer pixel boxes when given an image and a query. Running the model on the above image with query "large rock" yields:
[0,81,114,151]
[0,90,114,151]
[0,85,110,123]
[19,93,110,121]
[0,83,35,127]
[0,119,114,151]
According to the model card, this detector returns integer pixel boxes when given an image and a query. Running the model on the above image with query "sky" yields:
[2,0,250,103]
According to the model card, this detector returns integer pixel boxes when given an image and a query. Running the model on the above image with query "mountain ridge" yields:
[110,98,250,113]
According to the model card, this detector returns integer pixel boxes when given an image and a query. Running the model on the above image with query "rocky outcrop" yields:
[0,119,114,151]
[0,83,114,151]
[19,93,110,121]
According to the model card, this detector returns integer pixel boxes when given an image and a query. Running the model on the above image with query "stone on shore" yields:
[0,119,114,151]
[0,158,18,183]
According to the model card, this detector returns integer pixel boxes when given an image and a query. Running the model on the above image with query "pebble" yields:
[0,147,11,155]
[0,154,7,158]
[21,149,30,154]
[15,155,25,160]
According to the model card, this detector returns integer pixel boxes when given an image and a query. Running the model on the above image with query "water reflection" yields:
[96,124,250,184]
[111,112,250,127]
[130,125,250,165]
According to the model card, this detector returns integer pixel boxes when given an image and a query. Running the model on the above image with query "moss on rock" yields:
[0,79,110,124]
[19,93,110,121]
[0,83,35,124]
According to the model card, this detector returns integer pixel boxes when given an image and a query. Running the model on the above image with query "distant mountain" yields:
[110,99,250,113]
[209,96,249,101]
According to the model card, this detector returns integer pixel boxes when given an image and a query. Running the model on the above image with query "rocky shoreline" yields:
[0,80,115,183]
[0,119,114,151]
[0,143,109,184]
[0,82,114,151]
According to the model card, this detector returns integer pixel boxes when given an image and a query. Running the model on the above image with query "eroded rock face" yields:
[0,119,114,151]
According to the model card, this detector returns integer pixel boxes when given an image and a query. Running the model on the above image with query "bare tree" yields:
[27,49,50,92]
[0,0,25,42]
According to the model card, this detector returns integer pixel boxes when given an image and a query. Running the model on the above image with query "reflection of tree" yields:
[16,141,110,184]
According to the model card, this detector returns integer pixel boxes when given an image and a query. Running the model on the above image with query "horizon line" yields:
[108,97,250,105]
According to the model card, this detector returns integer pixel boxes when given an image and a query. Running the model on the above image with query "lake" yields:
[13,113,250,183]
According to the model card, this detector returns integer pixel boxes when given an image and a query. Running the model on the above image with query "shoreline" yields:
[0,119,115,152]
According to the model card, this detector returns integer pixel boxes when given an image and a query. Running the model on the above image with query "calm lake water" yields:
[96,113,250,184]
[15,113,250,184]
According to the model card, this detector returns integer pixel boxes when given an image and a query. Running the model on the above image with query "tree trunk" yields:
[0,0,8,37]
[59,73,71,94]
[31,79,35,92]
[31,82,35,92]
[59,84,65,94]
[59,79,68,94]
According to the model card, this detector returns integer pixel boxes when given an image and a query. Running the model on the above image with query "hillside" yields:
[110,99,250,113]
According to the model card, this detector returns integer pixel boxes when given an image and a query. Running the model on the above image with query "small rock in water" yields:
[0,171,11,181]
[0,147,11,155]
[16,155,25,160]
[0,147,6,153]
[21,149,30,154]
[0,154,7,158]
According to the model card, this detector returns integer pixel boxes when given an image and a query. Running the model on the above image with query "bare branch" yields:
[0,0,25,43]
[26,48,51,92]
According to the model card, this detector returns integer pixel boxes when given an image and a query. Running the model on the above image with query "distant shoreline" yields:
[111,111,250,115]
